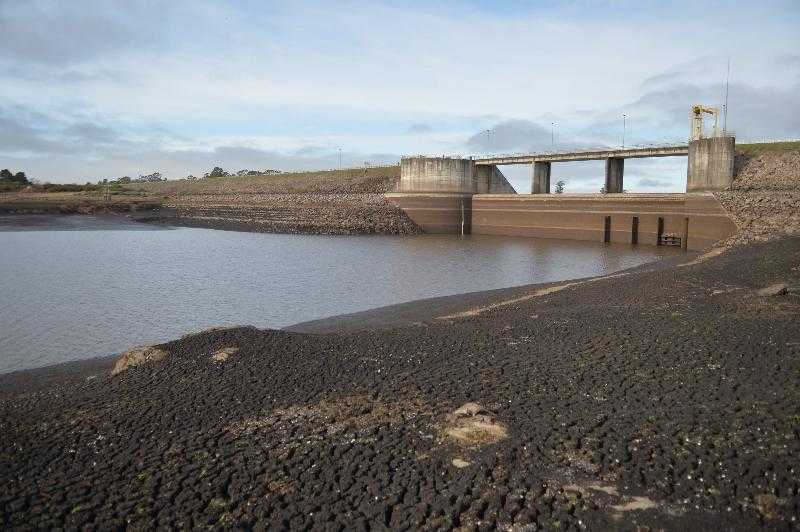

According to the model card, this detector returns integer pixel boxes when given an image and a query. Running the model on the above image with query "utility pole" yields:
[622,114,627,148]
[723,59,730,135]
[551,122,555,151]
[338,147,342,170]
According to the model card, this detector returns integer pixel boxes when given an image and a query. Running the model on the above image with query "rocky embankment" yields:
[166,193,420,235]
[716,150,800,246]
[138,167,421,235]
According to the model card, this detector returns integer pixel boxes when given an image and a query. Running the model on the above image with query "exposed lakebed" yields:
[0,215,678,373]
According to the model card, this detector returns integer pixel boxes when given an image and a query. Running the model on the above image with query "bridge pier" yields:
[604,157,624,193]
[531,161,551,194]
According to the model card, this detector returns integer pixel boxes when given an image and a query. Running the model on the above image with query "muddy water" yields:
[0,215,679,373]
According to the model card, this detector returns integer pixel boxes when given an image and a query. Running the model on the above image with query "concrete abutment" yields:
[687,136,735,192]
[398,156,516,194]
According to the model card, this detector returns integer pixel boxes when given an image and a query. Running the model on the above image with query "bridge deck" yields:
[474,145,688,165]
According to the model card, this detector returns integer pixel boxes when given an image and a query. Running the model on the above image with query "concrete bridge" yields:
[474,144,692,195]
[474,145,689,165]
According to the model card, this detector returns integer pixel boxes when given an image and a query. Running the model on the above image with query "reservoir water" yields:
[0,215,679,373]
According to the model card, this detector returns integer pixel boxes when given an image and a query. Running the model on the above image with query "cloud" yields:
[0,0,170,66]
[0,1,797,182]
[0,102,180,162]
[466,119,554,152]
[637,178,671,188]
[406,123,432,134]
[0,102,401,180]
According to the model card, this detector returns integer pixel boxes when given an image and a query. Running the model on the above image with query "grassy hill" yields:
[125,166,401,196]
[736,140,800,156]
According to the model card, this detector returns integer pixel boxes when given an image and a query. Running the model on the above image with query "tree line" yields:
[0,169,29,184]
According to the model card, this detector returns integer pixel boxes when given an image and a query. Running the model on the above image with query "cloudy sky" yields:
[1,0,798,191]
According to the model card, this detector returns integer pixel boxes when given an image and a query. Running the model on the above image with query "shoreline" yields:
[2,236,799,529]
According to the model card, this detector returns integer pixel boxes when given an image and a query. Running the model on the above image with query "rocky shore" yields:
[2,236,799,530]
[160,193,421,235]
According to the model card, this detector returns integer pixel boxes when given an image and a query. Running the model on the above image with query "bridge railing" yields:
[470,142,690,160]
[402,142,694,161]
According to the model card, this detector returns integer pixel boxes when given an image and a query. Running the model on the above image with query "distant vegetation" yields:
[0,169,30,191]
[737,140,800,156]
[554,180,565,194]
[202,167,281,178]
[134,172,165,182]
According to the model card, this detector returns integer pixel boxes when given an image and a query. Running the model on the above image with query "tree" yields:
[205,166,229,178]
[554,180,565,194]
[0,169,29,185]
[599,185,607,194]
[138,172,163,182]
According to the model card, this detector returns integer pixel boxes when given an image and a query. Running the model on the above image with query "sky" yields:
[1,0,798,192]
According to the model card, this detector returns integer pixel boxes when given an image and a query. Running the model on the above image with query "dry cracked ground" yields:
[1,237,800,530]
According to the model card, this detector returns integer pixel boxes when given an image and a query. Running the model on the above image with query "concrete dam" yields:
[386,120,737,251]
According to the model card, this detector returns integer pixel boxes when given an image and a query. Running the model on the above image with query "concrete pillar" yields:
[531,161,551,194]
[687,136,735,192]
[605,157,624,193]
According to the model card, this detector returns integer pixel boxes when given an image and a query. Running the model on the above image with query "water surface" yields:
[0,215,678,373]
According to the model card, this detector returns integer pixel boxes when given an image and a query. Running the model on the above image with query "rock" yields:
[758,283,788,296]
[451,458,471,468]
[211,347,239,363]
[111,346,168,376]
[610,496,658,512]
[443,403,508,446]
[453,402,487,417]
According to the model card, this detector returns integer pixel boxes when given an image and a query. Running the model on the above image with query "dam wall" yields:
[472,193,736,251]
[384,193,473,234]
[386,192,737,251]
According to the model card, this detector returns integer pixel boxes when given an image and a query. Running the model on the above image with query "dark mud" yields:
[0,202,161,217]
[2,238,800,530]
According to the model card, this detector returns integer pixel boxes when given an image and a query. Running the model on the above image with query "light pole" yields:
[622,114,626,148]
[485,129,492,154]
[338,147,342,170]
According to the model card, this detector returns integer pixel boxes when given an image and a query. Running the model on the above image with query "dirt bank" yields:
[0,191,161,216]
[2,237,799,530]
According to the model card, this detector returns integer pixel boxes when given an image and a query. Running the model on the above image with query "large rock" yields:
[111,346,168,376]
[758,283,789,296]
